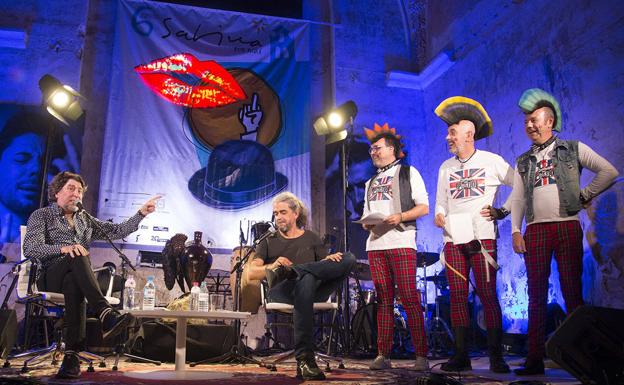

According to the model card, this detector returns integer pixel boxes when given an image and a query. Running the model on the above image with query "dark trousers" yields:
[37,256,110,351]
[268,252,356,358]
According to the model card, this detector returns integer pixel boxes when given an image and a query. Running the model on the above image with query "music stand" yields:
[189,229,275,367]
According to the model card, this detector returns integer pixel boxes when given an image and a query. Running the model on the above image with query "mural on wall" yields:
[99,0,310,249]
[0,105,82,262]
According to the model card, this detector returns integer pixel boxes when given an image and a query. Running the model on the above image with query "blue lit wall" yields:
[329,0,624,332]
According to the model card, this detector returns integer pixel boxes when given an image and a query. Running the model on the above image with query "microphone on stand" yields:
[75,200,85,213]
[239,220,247,245]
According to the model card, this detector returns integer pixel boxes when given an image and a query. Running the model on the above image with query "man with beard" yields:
[510,88,618,375]
[361,125,430,371]
[248,191,355,381]
[434,96,513,373]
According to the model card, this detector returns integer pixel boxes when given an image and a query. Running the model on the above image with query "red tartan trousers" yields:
[523,221,584,360]
[368,248,427,357]
[443,239,502,329]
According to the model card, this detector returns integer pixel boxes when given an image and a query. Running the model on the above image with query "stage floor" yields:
[0,354,581,384]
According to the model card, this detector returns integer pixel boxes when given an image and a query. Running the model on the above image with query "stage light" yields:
[38,74,85,126]
[313,100,357,144]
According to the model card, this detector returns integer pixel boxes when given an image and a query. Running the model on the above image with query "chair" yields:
[6,226,119,373]
[260,281,345,371]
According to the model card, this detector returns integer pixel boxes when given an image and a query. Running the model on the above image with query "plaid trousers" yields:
[524,221,584,360]
[368,248,427,357]
[443,239,502,329]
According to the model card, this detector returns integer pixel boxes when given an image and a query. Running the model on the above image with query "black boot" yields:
[100,307,135,341]
[56,351,80,379]
[265,265,295,288]
[296,352,326,381]
[514,357,545,375]
[441,327,472,372]
[487,328,510,373]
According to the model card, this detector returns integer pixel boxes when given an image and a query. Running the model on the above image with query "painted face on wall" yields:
[54,178,84,214]
[0,133,45,215]
[524,107,554,144]
[445,120,474,155]
[369,138,396,168]
[272,201,299,233]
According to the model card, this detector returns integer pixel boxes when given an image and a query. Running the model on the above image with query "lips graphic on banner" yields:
[134,53,247,108]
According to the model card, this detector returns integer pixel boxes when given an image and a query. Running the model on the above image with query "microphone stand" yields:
[78,206,161,369]
[190,226,275,367]
[77,206,136,273]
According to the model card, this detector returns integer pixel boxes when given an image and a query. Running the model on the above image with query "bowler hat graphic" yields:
[188,140,288,210]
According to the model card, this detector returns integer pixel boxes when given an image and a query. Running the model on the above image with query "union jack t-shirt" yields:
[449,168,486,199]
[534,158,556,187]
[367,175,394,202]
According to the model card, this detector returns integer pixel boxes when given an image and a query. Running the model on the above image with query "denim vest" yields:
[516,138,582,223]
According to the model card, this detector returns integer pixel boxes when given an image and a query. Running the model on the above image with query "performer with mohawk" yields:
[361,123,430,371]
[511,88,618,375]
[433,97,513,373]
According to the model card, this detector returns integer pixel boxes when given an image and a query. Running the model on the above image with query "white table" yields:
[121,308,251,380]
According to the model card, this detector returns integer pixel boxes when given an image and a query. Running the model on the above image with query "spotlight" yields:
[38,74,85,126]
[313,100,357,144]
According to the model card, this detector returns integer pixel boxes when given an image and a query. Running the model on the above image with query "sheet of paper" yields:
[353,212,386,225]
[448,213,475,245]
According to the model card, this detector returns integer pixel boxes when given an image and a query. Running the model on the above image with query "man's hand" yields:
[324,252,343,262]
[270,256,293,270]
[512,232,526,253]
[480,205,509,221]
[140,195,162,216]
[61,244,89,258]
[434,213,446,228]
[383,213,402,226]
[362,224,375,231]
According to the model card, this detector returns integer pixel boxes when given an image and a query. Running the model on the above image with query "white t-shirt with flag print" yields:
[435,150,514,243]
[363,164,429,251]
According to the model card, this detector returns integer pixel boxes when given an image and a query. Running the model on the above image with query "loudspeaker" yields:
[546,305,624,385]
[131,321,236,362]
[0,309,17,360]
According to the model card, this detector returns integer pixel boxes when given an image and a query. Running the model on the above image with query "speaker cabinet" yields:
[546,305,624,385]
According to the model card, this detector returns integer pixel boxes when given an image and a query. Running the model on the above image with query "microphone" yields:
[74,200,84,213]
[239,220,246,244]
[254,225,277,245]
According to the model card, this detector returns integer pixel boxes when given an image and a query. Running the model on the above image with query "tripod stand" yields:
[189,229,275,367]
[424,270,453,358]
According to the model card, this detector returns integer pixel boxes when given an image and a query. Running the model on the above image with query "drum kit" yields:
[348,251,454,357]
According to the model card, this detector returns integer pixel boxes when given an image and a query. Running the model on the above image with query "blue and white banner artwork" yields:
[99,0,311,249]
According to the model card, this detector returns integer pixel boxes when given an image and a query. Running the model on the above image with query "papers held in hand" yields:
[353,212,386,225]
[447,213,475,245]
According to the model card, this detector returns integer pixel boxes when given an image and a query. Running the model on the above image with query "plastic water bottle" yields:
[142,275,156,310]
[123,275,136,310]
[198,281,209,312]
[190,282,200,311]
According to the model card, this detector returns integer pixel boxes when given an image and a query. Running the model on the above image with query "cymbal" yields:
[416,252,439,267]
[350,262,372,281]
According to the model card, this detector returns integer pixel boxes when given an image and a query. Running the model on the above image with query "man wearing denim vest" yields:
[510,88,618,375]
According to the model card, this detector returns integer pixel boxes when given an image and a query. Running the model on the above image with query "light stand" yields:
[189,228,275,367]
[313,100,358,355]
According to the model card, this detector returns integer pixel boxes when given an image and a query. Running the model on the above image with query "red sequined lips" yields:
[134,53,246,108]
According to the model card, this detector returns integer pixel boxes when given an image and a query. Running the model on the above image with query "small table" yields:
[121,308,251,380]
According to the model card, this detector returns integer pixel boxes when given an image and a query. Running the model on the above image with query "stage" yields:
[0,354,580,385]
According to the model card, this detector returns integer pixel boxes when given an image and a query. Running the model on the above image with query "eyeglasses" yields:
[368,145,391,154]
